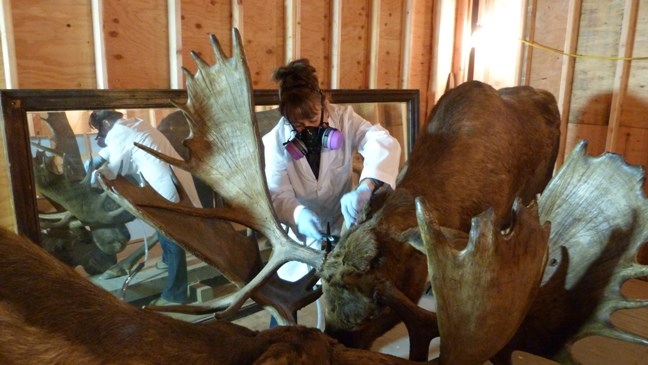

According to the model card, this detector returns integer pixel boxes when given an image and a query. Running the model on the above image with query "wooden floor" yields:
[229,280,648,364]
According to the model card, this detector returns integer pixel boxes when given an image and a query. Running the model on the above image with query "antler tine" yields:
[106,205,129,218]
[209,33,227,66]
[230,27,245,63]
[190,50,211,74]
[31,142,62,157]
[180,66,194,82]
[213,239,324,319]
[133,141,190,171]
[414,196,447,256]
[39,211,75,228]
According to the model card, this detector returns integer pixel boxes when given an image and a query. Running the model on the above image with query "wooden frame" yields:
[0,88,419,246]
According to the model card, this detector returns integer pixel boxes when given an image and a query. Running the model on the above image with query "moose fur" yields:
[0,227,422,365]
[321,80,561,350]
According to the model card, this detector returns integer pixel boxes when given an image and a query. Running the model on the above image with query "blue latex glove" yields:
[83,156,106,185]
[341,184,372,226]
[296,208,324,240]
[84,156,106,172]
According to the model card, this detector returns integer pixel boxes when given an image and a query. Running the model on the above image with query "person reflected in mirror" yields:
[262,59,401,325]
[88,110,202,305]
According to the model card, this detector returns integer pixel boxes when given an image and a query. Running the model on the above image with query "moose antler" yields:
[499,140,648,362]
[417,197,549,365]
[100,29,324,321]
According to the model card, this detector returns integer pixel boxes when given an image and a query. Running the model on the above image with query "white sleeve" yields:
[97,145,125,180]
[344,107,401,189]
[132,136,180,203]
[136,151,180,203]
[97,147,109,161]
[263,126,302,229]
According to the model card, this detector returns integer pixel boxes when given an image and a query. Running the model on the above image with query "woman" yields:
[89,110,201,305]
[263,59,401,283]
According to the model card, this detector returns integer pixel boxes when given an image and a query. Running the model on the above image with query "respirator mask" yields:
[284,123,343,160]
[281,88,344,160]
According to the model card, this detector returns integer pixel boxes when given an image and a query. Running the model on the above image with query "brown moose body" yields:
[0,227,425,365]
[321,80,561,352]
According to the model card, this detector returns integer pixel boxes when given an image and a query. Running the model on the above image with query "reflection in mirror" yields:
[28,108,221,311]
[2,88,418,323]
[255,100,410,186]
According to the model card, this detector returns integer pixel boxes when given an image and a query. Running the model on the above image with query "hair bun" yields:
[273,59,319,93]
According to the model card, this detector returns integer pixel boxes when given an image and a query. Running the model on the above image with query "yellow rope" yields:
[520,39,648,61]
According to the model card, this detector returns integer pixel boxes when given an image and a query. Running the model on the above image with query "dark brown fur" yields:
[322,81,561,349]
[0,227,421,365]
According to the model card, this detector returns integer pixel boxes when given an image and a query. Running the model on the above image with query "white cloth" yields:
[263,104,401,281]
[97,117,201,208]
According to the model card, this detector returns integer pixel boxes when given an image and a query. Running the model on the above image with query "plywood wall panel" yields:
[615,126,648,169]
[619,4,648,130]
[339,0,371,88]
[301,1,332,89]
[565,123,607,157]
[526,0,570,97]
[408,0,434,123]
[12,0,95,88]
[180,0,232,76]
[568,0,624,127]
[242,0,284,88]
[103,0,169,88]
[375,0,404,88]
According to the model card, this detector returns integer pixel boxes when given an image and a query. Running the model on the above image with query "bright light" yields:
[469,0,523,87]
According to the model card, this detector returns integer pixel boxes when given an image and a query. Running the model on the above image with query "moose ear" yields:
[401,225,469,254]
[400,227,425,254]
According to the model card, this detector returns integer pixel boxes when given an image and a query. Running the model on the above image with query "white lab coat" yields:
[98,117,201,208]
[263,104,401,281]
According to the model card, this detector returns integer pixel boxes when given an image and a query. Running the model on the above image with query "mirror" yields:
[0,89,419,312]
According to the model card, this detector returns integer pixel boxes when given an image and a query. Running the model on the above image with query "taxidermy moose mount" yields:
[2,29,648,364]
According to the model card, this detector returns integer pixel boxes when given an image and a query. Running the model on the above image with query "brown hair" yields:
[273,59,327,124]
[89,110,123,130]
